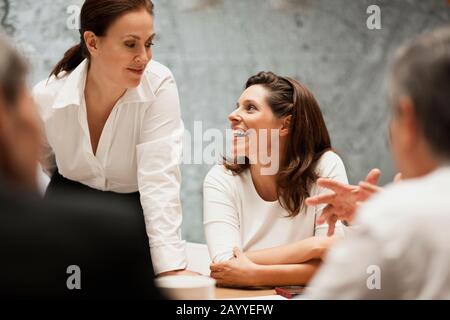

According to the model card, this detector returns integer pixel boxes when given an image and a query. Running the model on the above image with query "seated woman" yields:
[203,71,348,287]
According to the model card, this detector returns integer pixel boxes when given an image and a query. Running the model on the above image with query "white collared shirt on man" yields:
[32,59,187,275]
[305,166,450,299]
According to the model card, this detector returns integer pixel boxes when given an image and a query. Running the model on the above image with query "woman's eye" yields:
[125,42,136,48]
[247,105,256,111]
[145,42,154,48]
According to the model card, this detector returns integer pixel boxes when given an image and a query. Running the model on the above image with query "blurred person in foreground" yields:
[0,34,163,299]
[305,26,450,299]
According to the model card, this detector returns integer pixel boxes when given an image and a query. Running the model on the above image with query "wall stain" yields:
[0,0,15,35]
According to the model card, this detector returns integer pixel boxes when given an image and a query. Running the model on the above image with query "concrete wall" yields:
[3,0,448,242]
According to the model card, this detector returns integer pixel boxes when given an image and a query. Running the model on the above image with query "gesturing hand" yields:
[305,168,384,236]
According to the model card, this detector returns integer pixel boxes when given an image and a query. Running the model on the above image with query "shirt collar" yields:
[52,59,88,109]
[52,59,156,109]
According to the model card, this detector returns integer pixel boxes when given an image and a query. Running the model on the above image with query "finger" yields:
[365,168,381,185]
[317,205,334,225]
[317,178,356,193]
[357,188,373,201]
[305,192,336,206]
[351,187,361,194]
[326,215,338,236]
[210,263,225,272]
[394,172,402,183]
[210,271,223,280]
[359,181,382,193]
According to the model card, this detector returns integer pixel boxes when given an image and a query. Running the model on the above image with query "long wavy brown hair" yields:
[224,71,332,217]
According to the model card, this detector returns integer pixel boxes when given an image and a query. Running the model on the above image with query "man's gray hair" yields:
[389,25,450,160]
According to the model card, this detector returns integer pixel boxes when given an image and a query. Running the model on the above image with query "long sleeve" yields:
[136,74,187,275]
[39,128,57,177]
[203,166,242,263]
[32,81,57,177]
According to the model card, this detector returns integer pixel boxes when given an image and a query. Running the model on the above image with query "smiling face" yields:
[228,84,288,161]
[86,8,155,88]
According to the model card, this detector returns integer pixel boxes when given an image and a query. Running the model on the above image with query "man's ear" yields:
[83,31,99,56]
[279,115,291,137]
[397,96,419,149]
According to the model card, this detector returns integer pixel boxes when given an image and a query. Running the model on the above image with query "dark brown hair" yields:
[224,71,332,217]
[50,0,154,78]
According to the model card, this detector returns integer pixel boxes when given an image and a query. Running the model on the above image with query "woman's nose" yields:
[136,48,151,65]
[228,109,241,124]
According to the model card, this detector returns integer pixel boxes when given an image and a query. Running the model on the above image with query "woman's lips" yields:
[127,68,144,75]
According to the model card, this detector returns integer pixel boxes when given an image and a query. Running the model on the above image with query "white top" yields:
[32,59,186,274]
[203,151,349,263]
[306,166,450,299]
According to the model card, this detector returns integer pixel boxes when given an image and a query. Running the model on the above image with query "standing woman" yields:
[32,0,190,276]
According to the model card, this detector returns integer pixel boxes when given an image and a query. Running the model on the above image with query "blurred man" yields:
[0,35,163,299]
[305,26,450,299]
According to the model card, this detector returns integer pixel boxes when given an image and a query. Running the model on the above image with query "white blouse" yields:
[203,151,348,263]
[32,59,186,274]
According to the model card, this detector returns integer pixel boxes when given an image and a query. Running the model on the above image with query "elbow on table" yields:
[310,237,331,260]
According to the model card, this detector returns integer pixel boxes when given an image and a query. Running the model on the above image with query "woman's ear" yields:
[83,31,99,56]
[279,115,292,137]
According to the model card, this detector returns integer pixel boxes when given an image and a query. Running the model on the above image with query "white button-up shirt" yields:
[32,59,187,274]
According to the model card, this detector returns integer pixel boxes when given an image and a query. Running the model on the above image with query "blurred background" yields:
[3,0,448,242]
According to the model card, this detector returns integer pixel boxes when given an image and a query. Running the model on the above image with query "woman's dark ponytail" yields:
[49,43,85,78]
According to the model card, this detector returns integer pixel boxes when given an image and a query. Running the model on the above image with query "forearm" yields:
[245,237,324,265]
[251,260,321,287]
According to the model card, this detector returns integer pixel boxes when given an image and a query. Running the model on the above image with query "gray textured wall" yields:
[3,0,448,242]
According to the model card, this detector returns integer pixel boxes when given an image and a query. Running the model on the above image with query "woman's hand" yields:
[210,247,260,287]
